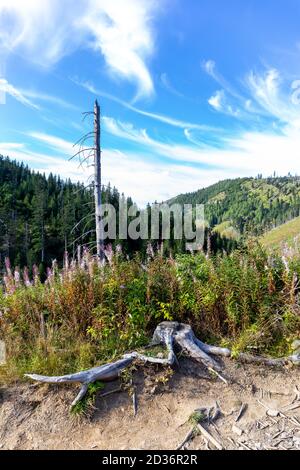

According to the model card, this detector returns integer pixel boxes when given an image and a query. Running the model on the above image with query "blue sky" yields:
[1,0,300,206]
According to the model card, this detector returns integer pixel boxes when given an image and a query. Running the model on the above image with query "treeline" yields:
[0,155,129,270]
[0,156,234,271]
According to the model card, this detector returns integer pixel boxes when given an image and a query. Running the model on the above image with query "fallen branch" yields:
[176,428,194,451]
[235,403,247,422]
[196,423,223,450]
[237,352,300,366]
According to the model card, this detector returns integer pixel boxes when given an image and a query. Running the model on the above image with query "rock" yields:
[232,425,243,436]
[266,409,279,417]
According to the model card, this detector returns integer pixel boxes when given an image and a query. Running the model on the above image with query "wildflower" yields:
[146,243,154,259]
[14,268,20,287]
[23,267,32,287]
[115,244,122,255]
[4,257,12,277]
[104,244,114,265]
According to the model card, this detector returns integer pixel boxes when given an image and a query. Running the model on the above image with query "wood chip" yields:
[197,423,223,450]
[176,427,194,451]
[232,425,243,437]
[283,403,300,412]
[235,403,247,422]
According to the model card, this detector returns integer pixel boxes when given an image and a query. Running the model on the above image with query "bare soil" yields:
[1,358,300,450]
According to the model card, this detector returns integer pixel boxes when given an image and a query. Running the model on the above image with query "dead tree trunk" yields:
[94,100,104,262]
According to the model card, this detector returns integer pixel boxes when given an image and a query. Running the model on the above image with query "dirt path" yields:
[1,359,300,450]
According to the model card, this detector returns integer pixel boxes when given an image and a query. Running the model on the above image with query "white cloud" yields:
[23,90,79,110]
[75,78,216,132]
[203,59,244,101]
[246,68,300,126]
[0,78,78,110]
[203,59,217,78]
[0,78,40,109]
[103,115,300,178]
[3,116,300,207]
[208,89,240,117]
[160,73,184,98]
[208,90,224,111]
[27,132,74,155]
[0,0,160,99]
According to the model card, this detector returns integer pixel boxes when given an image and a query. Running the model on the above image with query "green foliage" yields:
[71,381,105,416]
[188,410,206,426]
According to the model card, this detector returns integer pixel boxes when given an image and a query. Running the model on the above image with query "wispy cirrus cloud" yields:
[74,78,217,132]
[27,132,74,155]
[0,134,231,206]
[208,89,240,117]
[203,59,244,101]
[0,0,161,100]
[103,115,300,177]
[204,59,300,128]
[246,68,300,127]
[0,78,40,109]
[23,90,79,111]
[160,73,184,98]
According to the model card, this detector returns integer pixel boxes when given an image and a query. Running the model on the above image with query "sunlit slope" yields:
[260,216,300,250]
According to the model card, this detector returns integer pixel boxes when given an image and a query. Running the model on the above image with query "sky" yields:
[1,0,300,206]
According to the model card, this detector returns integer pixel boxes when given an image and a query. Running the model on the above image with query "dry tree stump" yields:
[25,321,300,408]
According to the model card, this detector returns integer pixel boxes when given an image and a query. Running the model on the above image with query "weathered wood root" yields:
[25,321,300,407]
[237,352,300,366]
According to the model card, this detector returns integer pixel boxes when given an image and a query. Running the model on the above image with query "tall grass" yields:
[1,241,300,384]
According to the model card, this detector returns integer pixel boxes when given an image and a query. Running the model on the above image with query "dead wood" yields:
[25,321,300,408]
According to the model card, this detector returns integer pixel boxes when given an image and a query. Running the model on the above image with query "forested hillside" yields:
[0,155,135,270]
[171,176,300,238]
[0,156,235,270]
[2,156,300,270]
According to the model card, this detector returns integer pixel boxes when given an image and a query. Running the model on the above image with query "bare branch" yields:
[69,147,95,161]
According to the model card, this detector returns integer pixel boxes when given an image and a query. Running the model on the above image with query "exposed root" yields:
[25,321,300,408]
[72,384,89,408]
[237,353,300,367]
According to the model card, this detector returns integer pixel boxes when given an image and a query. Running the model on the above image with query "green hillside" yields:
[171,176,300,238]
[260,216,300,250]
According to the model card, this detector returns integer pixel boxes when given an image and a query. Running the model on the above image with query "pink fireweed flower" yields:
[3,275,15,294]
[4,257,12,277]
[23,267,32,287]
[146,243,154,259]
[115,244,122,255]
[32,264,39,284]
[14,268,20,287]
[104,244,113,265]
[63,251,69,272]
